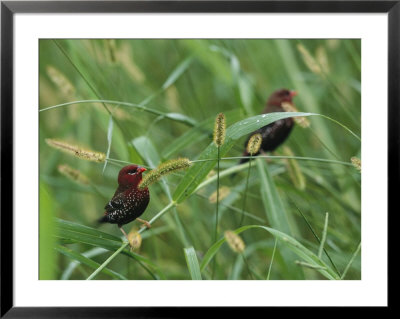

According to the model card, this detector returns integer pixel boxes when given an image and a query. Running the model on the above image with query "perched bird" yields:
[98,165,150,241]
[239,88,298,164]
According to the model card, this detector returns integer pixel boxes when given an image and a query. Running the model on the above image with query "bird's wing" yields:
[104,192,125,213]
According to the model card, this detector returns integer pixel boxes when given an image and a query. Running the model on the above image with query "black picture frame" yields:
[1,1,395,316]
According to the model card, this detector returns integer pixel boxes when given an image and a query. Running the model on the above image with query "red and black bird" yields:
[239,88,298,164]
[98,165,150,240]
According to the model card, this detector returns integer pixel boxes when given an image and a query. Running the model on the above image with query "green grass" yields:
[39,39,361,280]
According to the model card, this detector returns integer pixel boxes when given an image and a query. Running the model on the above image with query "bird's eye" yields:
[128,169,137,175]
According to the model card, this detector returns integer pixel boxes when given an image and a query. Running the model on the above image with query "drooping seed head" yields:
[297,43,322,75]
[316,46,330,74]
[282,146,306,190]
[281,102,310,128]
[58,164,89,185]
[45,139,106,162]
[127,230,142,251]
[213,113,226,147]
[351,156,361,172]
[224,230,245,254]
[46,65,75,97]
[209,186,231,203]
[138,158,192,190]
[246,133,262,156]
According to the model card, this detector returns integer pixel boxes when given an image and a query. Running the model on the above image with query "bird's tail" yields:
[97,214,109,224]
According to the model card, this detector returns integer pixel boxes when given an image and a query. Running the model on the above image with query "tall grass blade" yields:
[341,242,361,279]
[102,115,114,173]
[55,218,165,279]
[184,247,202,280]
[256,159,303,279]
[39,183,56,279]
[56,245,127,280]
[267,238,277,280]
[200,225,339,280]
[318,212,329,258]
[61,247,107,280]
[162,57,193,90]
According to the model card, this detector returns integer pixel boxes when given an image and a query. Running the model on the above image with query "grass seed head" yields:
[45,139,106,162]
[297,43,322,75]
[316,46,330,74]
[282,146,306,190]
[127,230,142,251]
[224,230,245,254]
[209,186,231,203]
[58,164,89,185]
[46,65,75,97]
[281,102,310,128]
[351,156,361,172]
[213,113,226,147]
[138,158,192,190]
[246,133,262,155]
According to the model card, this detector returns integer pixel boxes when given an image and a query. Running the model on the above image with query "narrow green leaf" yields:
[267,239,278,280]
[61,247,107,280]
[184,247,202,280]
[56,245,127,280]
[132,136,160,168]
[56,218,121,242]
[256,159,291,234]
[39,183,56,279]
[40,99,198,127]
[200,225,339,280]
[295,260,327,270]
[341,242,361,279]
[173,112,314,203]
[164,113,197,126]
[162,57,193,90]
[55,218,165,279]
[102,115,113,173]
[318,213,329,258]
[256,159,303,279]
[238,75,255,115]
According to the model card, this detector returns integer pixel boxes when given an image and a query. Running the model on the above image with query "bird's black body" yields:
[99,186,150,228]
[98,165,150,228]
[239,89,296,164]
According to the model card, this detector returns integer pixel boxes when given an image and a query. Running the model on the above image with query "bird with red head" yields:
[239,88,298,164]
[98,164,150,242]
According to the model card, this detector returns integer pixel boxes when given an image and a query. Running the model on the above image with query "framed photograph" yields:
[1,0,395,315]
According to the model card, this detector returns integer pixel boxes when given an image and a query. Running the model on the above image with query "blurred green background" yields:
[39,39,361,280]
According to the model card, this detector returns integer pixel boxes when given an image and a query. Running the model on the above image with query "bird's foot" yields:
[119,226,132,247]
[137,218,151,229]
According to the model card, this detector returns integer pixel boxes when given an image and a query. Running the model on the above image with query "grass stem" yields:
[267,238,277,280]
[318,212,329,258]
[212,146,221,279]
[192,155,353,167]
[341,241,361,279]
[86,201,175,280]
[241,253,254,280]
[293,203,341,277]
[239,157,252,227]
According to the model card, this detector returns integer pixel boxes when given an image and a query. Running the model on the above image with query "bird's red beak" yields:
[290,90,298,97]
[138,167,147,173]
